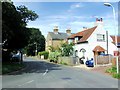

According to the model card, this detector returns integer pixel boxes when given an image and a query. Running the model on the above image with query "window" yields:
[75,37,78,43]
[97,34,105,41]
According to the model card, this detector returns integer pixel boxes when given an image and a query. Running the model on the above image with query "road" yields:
[2,57,118,88]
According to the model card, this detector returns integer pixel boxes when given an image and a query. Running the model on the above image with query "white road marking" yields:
[18,80,34,87]
[43,69,48,76]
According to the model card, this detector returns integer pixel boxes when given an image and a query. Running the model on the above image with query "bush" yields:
[48,51,61,62]
[106,66,117,73]
[38,51,49,59]
[60,61,68,65]
[106,66,120,79]
[60,43,73,56]
[112,73,120,79]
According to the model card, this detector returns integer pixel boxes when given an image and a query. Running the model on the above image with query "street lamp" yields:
[104,3,119,73]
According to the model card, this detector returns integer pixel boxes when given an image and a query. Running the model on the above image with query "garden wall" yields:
[58,56,79,66]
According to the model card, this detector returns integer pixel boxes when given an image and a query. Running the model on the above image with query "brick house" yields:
[46,26,72,52]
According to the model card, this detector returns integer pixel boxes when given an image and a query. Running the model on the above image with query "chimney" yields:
[96,18,99,22]
[53,26,58,34]
[100,18,103,22]
[94,18,104,26]
[66,29,71,35]
[83,27,87,30]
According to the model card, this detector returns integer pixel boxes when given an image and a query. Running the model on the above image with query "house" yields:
[110,35,120,56]
[46,26,72,52]
[67,18,118,64]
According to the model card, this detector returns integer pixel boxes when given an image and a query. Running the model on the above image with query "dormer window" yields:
[75,37,79,43]
[97,34,105,41]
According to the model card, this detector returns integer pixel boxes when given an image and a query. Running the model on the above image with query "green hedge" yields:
[38,51,49,59]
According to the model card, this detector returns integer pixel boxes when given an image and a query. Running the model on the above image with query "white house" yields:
[67,18,118,64]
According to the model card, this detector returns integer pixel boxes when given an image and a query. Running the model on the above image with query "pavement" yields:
[73,64,112,76]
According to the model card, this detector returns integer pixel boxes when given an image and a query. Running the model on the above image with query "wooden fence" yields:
[94,55,113,65]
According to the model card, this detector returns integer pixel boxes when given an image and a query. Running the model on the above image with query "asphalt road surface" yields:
[2,57,118,88]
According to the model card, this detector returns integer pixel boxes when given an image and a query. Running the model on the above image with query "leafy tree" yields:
[24,28,45,56]
[2,2,38,61]
[17,5,38,24]
[60,43,74,56]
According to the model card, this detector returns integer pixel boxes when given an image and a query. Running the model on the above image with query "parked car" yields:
[85,58,94,67]
[11,51,21,62]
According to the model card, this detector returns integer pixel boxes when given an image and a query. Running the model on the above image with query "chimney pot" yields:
[100,18,103,22]
[66,29,71,34]
[53,26,58,34]
[96,18,98,21]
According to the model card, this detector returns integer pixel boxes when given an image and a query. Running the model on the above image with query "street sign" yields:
[114,51,119,56]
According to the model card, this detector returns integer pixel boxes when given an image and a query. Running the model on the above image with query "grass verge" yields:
[106,66,120,79]
[2,62,25,75]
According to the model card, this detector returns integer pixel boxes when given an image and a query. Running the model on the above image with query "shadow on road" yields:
[6,59,62,75]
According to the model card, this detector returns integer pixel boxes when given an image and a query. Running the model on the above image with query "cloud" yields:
[68,3,84,12]
[70,3,83,9]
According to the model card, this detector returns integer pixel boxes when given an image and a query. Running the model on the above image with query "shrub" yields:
[38,51,49,59]
[60,61,68,65]
[112,73,120,79]
[60,43,73,56]
[105,66,117,73]
[48,51,61,62]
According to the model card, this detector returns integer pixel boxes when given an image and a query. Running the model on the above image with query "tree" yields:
[2,2,38,61]
[17,5,38,24]
[24,28,45,56]
[60,43,74,56]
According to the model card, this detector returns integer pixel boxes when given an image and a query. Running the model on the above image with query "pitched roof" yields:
[110,35,120,43]
[68,26,97,43]
[49,32,72,40]
[93,46,106,52]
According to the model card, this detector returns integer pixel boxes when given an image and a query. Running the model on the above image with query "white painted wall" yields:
[73,24,116,64]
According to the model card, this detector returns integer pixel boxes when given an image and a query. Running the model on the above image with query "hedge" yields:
[38,51,49,59]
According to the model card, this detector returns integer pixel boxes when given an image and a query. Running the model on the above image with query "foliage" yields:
[38,51,49,59]
[48,51,61,62]
[17,5,38,23]
[48,46,55,52]
[2,2,39,61]
[106,66,120,79]
[24,28,45,56]
[60,61,68,65]
[105,66,117,74]
[60,43,74,56]
[2,62,25,74]
[112,73,120,79]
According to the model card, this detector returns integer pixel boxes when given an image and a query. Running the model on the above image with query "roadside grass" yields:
[2,62,25,74]
[106,66,120,79]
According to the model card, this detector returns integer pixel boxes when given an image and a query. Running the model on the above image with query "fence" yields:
[94,55,113,65]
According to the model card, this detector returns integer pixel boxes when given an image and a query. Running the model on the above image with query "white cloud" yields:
[70,3,83,9]
[68,3,84,12]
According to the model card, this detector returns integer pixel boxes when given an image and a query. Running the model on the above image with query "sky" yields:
[12,1,119,38]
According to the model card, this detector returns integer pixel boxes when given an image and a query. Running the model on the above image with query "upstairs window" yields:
[75,37,79,43]
[97,34,105,41]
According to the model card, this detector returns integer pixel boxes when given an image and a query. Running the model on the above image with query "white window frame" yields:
[97,34,105,42]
